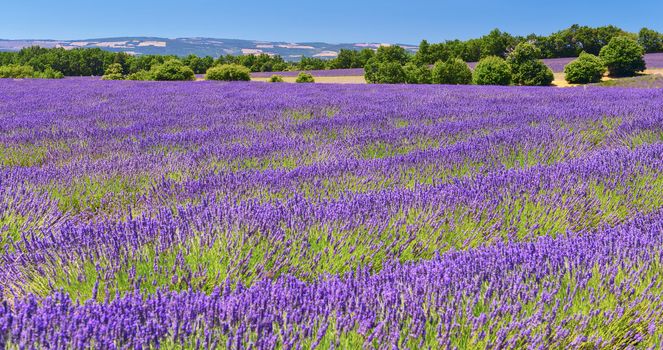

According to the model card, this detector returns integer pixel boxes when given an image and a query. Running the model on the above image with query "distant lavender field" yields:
[252,52,663,77]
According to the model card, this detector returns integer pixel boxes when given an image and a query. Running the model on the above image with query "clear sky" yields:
[2,0,662,44]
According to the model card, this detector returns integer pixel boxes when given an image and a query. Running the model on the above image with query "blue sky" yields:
[3,0,662,43]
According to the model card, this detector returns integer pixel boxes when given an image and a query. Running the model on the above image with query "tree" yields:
[638,28,663,53]
[599,36,646,77]
[472,56,512,85]
[480,29,516,58]
[364,59,407,84]
[0,64,35,78]
[431,58,472,84]
[403,62,431,84]
[512,60,553,86]
[205,64,251,81]
[150,60,195,81]
[375,45,410,65]
[507,42,554,86]
[564,52,606,84]
[101,63,125,80]
[295,72,315,83]
[413,40,432,65]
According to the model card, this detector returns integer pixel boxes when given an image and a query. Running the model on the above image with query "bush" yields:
[472,56,512,85]
[101,63,124,80]
[295,72,315,83]
[512,60,553,86]
[268,75,284,83]
[599,36,646,77]
[34,67,64,79]
[205,64,251,81]
[564,52,606,84]
[403,62,431,84]
[125,70,153,81]
[0,64,35,78]
[150,60,195,81]
[431,58,472,84]
[364,59,406,84]
[507,43,553,86]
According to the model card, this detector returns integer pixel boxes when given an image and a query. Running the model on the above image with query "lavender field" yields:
[2,79,663,348]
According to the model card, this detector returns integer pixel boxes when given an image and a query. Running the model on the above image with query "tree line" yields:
[0,24,660,79]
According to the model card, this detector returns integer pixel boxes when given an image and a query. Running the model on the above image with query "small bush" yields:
[599,36,646,77]
[125,70,153,81]
[101,63,125,80]
[268,75,284,83]
[150,60,195,81]
[205,64,251,81]
[403,62,432,84]
[34,67,64,79]
[295,72,315,83]
[431,58,472,85]
[564,52,606,84]
[472,56,512,85]
[0,64,35,78]
[512,60,553,86]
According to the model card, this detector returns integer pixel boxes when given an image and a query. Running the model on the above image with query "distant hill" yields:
[0,37,418,61]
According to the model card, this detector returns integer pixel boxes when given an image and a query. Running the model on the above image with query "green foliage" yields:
[0,64,63,79]
[364,59,406,84]
[638,28,663,53]
[182,54,214,74]
[403,62,431,84]
[34,67,64,79]
[298,57,327,70]
[268,75,284,83]
[564,52,606,84]
[205,64,251,81]
[295,72,315,83]
[431,58,472,85]
[480,29,517,58]
[328,49,374,69]
[150,60,195,81]
[375,45,410,65]
[472,56,512,85]
[599,36,646,77]
[125,70,153,81]
[0,64,35,78]
[507,43,553,86]
[101,63,125,80]
[512,60,553,86]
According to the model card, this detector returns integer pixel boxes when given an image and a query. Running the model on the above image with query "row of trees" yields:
[364,43,554,86]
[364,36,648,86]
[412,25,663,65]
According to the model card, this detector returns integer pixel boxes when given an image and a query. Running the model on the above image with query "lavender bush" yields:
[1,79,663,348]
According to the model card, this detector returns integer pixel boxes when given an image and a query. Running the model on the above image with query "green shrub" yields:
[125,70,153,81]
[512,60,553,86]
[268,75,284,83]
[205,64,251,81]
[34,67,64,79]
[431,58,472,84]
[0,64,35,78]
[101,63,125,80]
[295,72,315,83]
[150,60,195,81]
[403,62,431,84]
[472,56,512,85]
[599,36,646,77]
[564,52,606,84]
[507,42,553,86]
[364,59,406,84]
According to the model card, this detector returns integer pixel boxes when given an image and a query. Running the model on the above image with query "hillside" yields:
[0,37,418,61]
